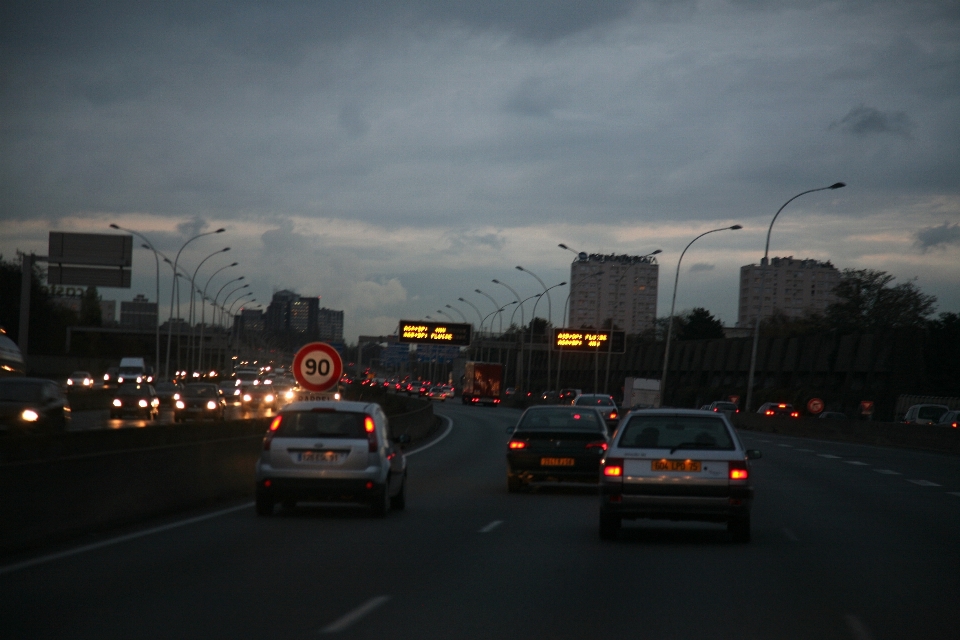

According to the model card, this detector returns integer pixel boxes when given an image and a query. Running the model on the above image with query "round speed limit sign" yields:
[292,342,343,392]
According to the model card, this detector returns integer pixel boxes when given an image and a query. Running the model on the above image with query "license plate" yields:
[652,459,702,472]
[298,450,345,463]
[541,457,576,467]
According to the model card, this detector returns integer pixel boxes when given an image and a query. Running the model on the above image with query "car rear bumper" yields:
[256,476,386,504]
[601,485,753,521]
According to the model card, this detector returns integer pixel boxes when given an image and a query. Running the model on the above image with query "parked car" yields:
[0,377,71,433]
[757,402,800,418]
[65,371,95,389]
[936,410,959,429]
[506,405,609,492]
[573,394,620,432]
[255,400,409,516]
[110,383,160,420]
[902,404,949,425]
[174,383,226,422]
[599,408,761,542]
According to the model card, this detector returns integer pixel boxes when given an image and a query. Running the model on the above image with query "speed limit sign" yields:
[292,342,343,392]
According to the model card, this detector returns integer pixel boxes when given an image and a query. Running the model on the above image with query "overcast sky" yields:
[2,0,958,343]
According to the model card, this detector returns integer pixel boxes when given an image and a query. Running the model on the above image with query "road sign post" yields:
[292,342,344,401]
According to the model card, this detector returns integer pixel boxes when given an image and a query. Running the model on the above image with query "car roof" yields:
[281,400,379,413]
[626,408,727,417]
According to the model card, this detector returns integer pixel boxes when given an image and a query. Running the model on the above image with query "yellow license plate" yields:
[541,457,576,467]
[652,459,701,472]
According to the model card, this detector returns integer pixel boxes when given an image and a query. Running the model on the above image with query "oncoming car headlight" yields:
[138,399,148,408]
[21,409,39,422]
[265,394,275,403]
[176,400,186,409]
[113,399,122,407]
[284,390,294,401]
[243,393,252,402]
[206,400,217,410]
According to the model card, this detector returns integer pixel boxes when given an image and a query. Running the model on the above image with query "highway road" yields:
[69,404,278,431]
[3,403,959,639]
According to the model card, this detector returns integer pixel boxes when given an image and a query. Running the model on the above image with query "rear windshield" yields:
[184,385,218,398]
[0,381,43,402]
[713,402,737,411]
[575,396,615,407]
[275,411,368,439]
[617,415,735,450]
[517,409,605,432]
[917,406,948,420]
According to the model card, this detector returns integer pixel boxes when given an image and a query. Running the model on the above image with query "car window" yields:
[917,406,947,420]
[617,415,735,450]
[185,386,218,397]
[517,409,605,432]
[713,402,737,411]
[275,411,368,438]
[0,381,43,402]
[575,396,614,406]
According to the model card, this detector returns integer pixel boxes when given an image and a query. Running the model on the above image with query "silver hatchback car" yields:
[599,409,761,542]
[255,400,409,517]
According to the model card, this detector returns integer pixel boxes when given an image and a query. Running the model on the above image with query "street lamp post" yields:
[526,281,566,393]
[517,266,557,391]
[164,228,225,379]
[556,269,602,391]
[509,293,541,390]
[458,297,485,359]
[186,247,230,373]
[444,304,469,324]
[198,262,237,371]
[475,289,503,333]
[745,182,846,412]
[110,224,162,372]
[660,225,743,406]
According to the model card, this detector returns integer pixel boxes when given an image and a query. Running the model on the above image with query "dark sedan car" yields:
[0,377,71,433]
[573,394,620,432]
[506,405,609,492]
[174,383,226,422]
[110,383,160,420]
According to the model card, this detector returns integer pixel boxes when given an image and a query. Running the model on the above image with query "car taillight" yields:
[494,398,500,404]
[602,457,624,477]
[790,411,800,418]
[586,440,607,452]
[609,410,617,421]
[365,415,377,452]
[713,407,718,412]
[508,440,527,449]
[264,415,282,450]
[729,460,749,480]
[765,410,774,416]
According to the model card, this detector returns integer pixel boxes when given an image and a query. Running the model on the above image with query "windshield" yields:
[274,411,368,439]
[118,385,151,396]
[517,409,605,432]
[617,415,735,451]
[184,385,218,398]
[917,406,948,420]
[0,381,43,402]
[575,396,615,406]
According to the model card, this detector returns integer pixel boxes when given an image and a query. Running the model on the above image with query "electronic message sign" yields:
[398,320,472,346]
[552,329,625,353]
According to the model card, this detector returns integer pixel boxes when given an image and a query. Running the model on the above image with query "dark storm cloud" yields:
[445,230,507,253]
[176,216,211,238]
[689,262,714,273]
[830,105,912,137]
[915,222,960,252]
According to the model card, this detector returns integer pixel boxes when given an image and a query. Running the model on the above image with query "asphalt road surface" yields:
[70,404,278,430]
[3,404,959,639]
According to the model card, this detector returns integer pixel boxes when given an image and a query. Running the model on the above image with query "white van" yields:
[117,357,153,384]
[902,404,949,425]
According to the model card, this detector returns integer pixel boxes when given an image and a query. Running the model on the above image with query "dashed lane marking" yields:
[845,614,875,640]
[479,520,503,533]
[874,469,901,475]
[948,492,960,498]
[778,444,793,447]
[908,479,941,487]
[782,527,799,542]
[818,454,842,459]
[845,461,869,466]
[321,596,391,634]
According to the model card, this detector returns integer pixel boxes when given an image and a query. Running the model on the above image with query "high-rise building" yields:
[737,256,841,327]
[120,294,158,330]
[318,307,344,342]
[567,253,659,334]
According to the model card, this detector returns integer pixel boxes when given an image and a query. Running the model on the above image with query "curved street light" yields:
[186,247,230,371]
[474,289,503,333]
[164,228,225,379]
[745,182,846,411]
[212,276,245,328]
[198,261,238,370]
[445,304,469,324]
[110,224,162,370]
[457,297,484,334]
[660,225,743,405]
[436,309,454,322]
[491,279,524,331]
[527,281,566,393]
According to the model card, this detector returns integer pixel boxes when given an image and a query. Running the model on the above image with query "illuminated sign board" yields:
[552,329,625,353]
[398,321,472,346]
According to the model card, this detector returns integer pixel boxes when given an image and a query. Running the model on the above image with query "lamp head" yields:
[558,243,569,249]
[650,249,662,255]
[475,289,482,294]
[109,223,120,229]
[238,276,244,280]
[230,262,238,266]
[492,279,500,284]
[515,266,523,271]
[215,228,226,233]
[829,182,846,189]
[730,224,743,230]
[559,281,567,286]
[458,297,466,302]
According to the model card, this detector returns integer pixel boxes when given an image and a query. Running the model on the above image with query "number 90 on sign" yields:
[292,342,343,393]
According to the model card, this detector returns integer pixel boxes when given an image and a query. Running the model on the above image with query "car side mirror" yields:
[746,449,762,460]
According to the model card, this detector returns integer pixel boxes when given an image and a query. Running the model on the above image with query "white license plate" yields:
[297,450,345,463]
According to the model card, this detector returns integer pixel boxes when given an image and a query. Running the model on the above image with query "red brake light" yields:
[269,416,282,431]
[790,411,800,418]
[264,416,283,450]
[586,440,607,452]
[765,410,774,416]
[713,407,719,412]
[778,404,787,408]
[603,457,624,477]
[364,415,377,452]
[729,461,749,480]
[609,411,618,420]
[508,440,527,449]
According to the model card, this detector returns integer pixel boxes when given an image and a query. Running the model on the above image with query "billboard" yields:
[552,328,626,354]
[398,320,472,346]
[47,232,132,288]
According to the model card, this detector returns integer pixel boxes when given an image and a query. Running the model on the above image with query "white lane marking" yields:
[874,469,901,475]
[782,527,799,542]
[908,479,941,487]
[0,502,253,576]
[818,454,842,459]
[795,448,814,452]
[404,415,453,457]
[479,520,503,533]
[321,595,391,634]
[845,461,869,466]
[948,492,960,498]
[844,614,875,640]
[777,444,794,448]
